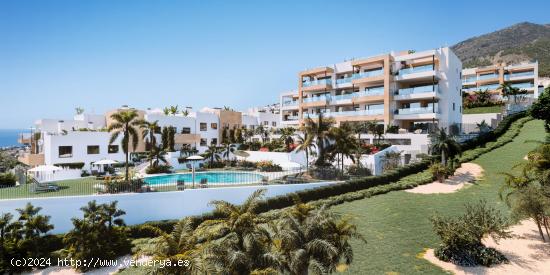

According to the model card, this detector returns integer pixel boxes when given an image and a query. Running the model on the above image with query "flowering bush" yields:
[256,160,282,172]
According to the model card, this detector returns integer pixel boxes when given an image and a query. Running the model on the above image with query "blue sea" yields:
[0,129,28,148]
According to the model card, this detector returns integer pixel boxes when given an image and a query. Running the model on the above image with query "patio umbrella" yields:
[187,155,204,188]
[93,159,118,165]
[233,150,250,158]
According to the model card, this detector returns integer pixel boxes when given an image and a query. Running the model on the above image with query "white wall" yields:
[193,112,219,153]
[43,131,126,171]
[438,47,463,130]
[145,114,196,134]
[237,150,306,169]
[462,113,502,129]
[0,182,336,233]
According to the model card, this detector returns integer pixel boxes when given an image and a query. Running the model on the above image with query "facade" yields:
[462,61,539,98]
[280,47,463,133]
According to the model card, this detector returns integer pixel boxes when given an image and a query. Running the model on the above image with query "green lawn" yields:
[463,105,502,114]
[0,177,102,199]
[332,119,546,274]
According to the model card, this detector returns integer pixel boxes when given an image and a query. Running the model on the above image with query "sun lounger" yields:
[177,179,185,191]
[30,182,60,193]
[199,178,208,188]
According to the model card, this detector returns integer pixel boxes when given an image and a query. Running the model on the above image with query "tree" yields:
[255,124,269,143]
[75,107,84,115]
[108,110,145,182]
[140,120,160,154]
[429,127,461,166]
[161,126,169,150]
[64,201,130,272]
[530,87,550,132]
[16,203,53,257]
[163,107,170,115]
[304,113,335,166]
[221,127,229,144]
[476,120,491,133]
[279,127,296,152]
[167,126,176,152]
[234,127,244,144]
[295,130,316,172]
[221,142,236,162]
[147,144,168,168]
[169,105,179,115]
[181,109,190,117]
[329,124,358,173]
[203,145,221,164]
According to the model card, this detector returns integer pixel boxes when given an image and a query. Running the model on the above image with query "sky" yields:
[0,0,548,129]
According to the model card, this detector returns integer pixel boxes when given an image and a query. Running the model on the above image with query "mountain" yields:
[451,22,550,77]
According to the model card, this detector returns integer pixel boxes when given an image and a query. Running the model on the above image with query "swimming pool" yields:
[143,171,265,186]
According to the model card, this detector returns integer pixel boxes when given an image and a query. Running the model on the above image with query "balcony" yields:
[302,78,332,91]
[398,64,434,76]
[511,82,535,90]
[284,115,299,121]
[504,71,535,81]
[305,109,384,119]
[395,85,438,100]
[394,104,439,120]
[331,93,355,102]
[351,69,384,85]
[303,94,330,103]
[462,76,477,84]
[18,153,45,166]
[477,73,499,81]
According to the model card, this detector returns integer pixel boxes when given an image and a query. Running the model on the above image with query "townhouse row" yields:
[18,106,280,171]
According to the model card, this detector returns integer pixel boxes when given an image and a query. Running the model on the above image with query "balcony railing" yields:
[504,71,535,80]
[282,101,298,107]
[462,76,477,83]
[397,104,438,115]
[477,73,499,81]
[511,82,534,89]
[353,69,384,79]
[302,78,332,87]
[306,109,384,118]
[331,93,355,101]
[397,85,438,96]
[398,64,434,76]
[284,116,299,121]
[356,87,384,97]
[303,94,330,103]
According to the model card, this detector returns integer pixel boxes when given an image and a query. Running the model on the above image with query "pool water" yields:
[143,171,264,186]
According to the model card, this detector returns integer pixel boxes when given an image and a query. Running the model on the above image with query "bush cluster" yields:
[0,173,16,187]
[256,160,282,172]
[145,164,172,174]
[53,162,85,169]
[204,161,225,169]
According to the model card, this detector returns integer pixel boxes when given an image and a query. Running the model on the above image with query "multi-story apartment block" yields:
[280,47,463,133]
[462,61,539,98]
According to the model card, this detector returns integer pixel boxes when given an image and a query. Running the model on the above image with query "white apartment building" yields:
[279,47,462,156]
[462,61,539,98]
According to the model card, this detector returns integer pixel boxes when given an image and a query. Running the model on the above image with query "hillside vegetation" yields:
[451,22,550,76]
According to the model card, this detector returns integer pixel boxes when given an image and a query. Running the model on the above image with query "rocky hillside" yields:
[451,22,550,76]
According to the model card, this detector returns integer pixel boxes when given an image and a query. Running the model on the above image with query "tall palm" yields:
[108,110,145,182]
[147,144,168,168]
[169,105,179,115]
[295,130,316,171]
[304,112,335,166]
[476,120,491,133]
[140,120,160,165]
[330,124,358,172]
[221,142,236,162]
[279,127,296,151]
[255,124,269,143]
[429,127,461,166]
[203,145,222,164]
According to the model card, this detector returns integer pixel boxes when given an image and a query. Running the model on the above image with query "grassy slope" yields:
[463,105,502,114]
[334,119,546,275]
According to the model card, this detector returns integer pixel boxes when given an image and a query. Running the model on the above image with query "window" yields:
[58,146,73,158]
[108,145,119,153]
[211,123,218,130]
[453,103,456,111]
[200,138,207,146]
[87,145,100,155]
[211,138,218,145]
[385,139,412,145]
[200,123,207,131]
[181,127,191,134]
[250,125,255,130]
[263,121,269,126]
[272,121,277,127]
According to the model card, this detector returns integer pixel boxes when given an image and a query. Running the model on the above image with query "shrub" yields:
[204,161,225,169]
[104,179,144,193]
[429,163,447,182]
[237,160,257,169]
[256,160,282,172]
[145,164,172,174]
[63,201,131,272]
[54,162,85,169]
[112,162,135,168]
[430,200,510,267]
[347,165,372,177]
[0,173,16,187]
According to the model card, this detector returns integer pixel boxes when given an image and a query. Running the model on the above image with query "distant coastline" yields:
[0,129,29,148]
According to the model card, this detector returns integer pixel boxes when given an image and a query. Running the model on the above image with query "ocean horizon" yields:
[0,129,29,148]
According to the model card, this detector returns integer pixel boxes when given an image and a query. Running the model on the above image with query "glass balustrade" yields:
[397,85,437,96]
[397,104,438,115]
[302,78,332,87]
[398,64,434,76]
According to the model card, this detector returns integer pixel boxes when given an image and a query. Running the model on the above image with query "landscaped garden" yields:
[333,119,546,274]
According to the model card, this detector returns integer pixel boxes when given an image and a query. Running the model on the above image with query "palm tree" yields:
[162,107,170,115]
[140,120,160,158]
[429,127,462,166]
[330,124,358,173]
[203,145,222,164]
[255,124,269,143]
[108,110,144,182]
[295,130,316,171]
[279,127,296,151]
[169,105,179,115]
[304,112,335,166]
[476,120,491,133]
[181,109,190,117]
[221,142,236,163]
[147,144,168,168]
